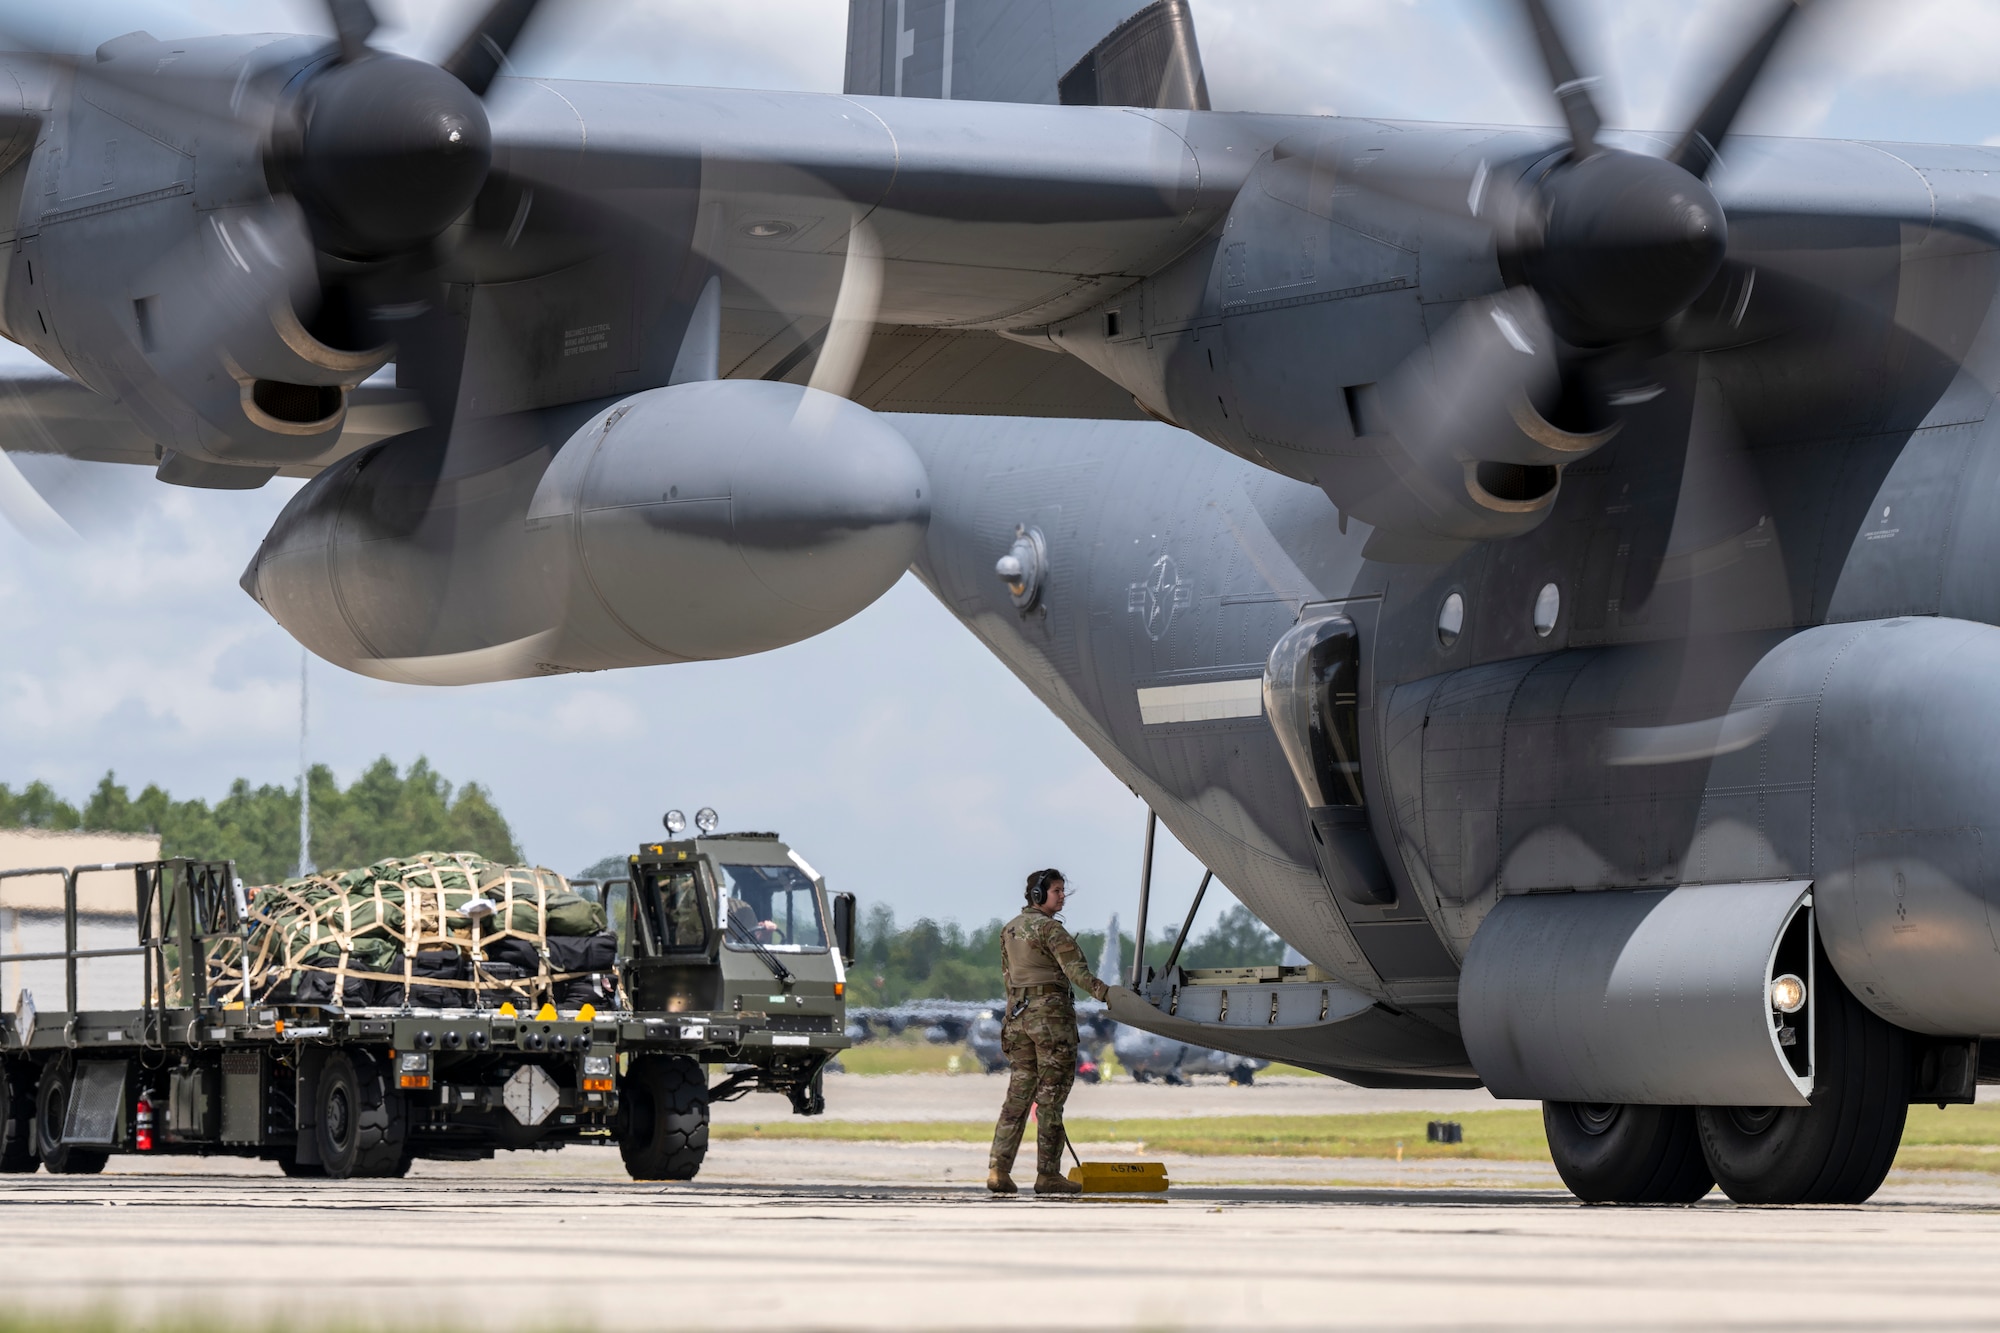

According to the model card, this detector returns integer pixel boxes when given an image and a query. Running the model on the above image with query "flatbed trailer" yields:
[0,834,854,1179]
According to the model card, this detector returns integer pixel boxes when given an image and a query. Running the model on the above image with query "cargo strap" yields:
[191,852,621,1009]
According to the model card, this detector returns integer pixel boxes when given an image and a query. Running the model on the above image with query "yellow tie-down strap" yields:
[1066,1161,1169,1193]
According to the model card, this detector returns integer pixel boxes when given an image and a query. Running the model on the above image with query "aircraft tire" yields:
[619,1054,710,1181]
[1696,970,1909,1205]
[1542,1102,1713,1204]
[314,1050,409,1180]
[0,1058,37,1173]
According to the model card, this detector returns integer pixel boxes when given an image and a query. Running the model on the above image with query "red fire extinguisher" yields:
[134,1094,154,1152]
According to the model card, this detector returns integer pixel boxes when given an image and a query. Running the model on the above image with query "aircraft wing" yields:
[471,82,1278,421]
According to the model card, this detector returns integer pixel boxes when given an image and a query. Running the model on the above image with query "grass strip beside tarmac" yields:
[716,1110,1553,1161]
[717,1102,2000,1171]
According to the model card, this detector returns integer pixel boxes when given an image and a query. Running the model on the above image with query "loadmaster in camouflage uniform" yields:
[988,868,1110,1196]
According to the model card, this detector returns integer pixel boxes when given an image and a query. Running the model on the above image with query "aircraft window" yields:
[1263,614,1366,810]
[1533,583,1560,637]
[716,863,827,952]
[1437,592,1464,649]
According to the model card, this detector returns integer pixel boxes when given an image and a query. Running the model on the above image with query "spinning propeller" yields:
[1338,1,1812,568]
[1470,0,1801,392]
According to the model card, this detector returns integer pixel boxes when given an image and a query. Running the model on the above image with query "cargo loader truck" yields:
[0,832,853,1180]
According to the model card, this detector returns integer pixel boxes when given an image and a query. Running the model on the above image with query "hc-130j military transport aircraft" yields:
[1,0,1997,1205]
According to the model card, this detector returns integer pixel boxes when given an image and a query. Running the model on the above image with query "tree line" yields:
[0,759,519,886]
[844,901,1282,1007]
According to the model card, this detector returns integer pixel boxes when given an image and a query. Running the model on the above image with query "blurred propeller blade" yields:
[806,218,883,403]
[1517,0,1601,155]
[442,0,546,96]
[1667,0,1809,178]
[323,0,380,62]
[139,194,324,383]
[0,447,80,548]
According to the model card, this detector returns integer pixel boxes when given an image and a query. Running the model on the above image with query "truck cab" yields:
[617,832,855,1117]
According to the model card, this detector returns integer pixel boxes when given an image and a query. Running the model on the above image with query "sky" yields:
[2,0,1998,941]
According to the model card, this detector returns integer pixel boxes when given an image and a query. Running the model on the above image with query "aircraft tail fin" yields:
[1099,912,1123,986]
[843,0,1209,110]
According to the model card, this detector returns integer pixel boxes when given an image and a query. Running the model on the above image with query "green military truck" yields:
[0,832,852,1180]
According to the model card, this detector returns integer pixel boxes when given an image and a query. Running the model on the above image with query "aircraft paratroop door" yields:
[1263,614,1397,906]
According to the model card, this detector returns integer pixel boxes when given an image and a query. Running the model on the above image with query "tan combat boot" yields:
[987,1169,1017,1194]
[1034,1172,1082,1196]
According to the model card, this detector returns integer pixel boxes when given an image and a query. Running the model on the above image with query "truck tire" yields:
[1,1058,37,1173]
[35,1061,108,1175]
[1543,1102,1713,1204]
[1696,970,1910,1205]
[619,1055,709,1181]
[315,1051,408,1180]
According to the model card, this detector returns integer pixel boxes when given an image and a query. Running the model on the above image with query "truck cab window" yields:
[715,864,827,951]
[641,866,711,953]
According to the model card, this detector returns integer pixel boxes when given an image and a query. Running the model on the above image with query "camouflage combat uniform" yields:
[988,906,1111,1181]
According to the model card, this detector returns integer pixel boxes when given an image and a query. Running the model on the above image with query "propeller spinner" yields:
[1489,0,1805,367]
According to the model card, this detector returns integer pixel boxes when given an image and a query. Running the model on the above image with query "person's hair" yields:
[1026,868,1065,906]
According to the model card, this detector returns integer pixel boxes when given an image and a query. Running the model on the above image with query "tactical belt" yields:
[1011,983,1071,999]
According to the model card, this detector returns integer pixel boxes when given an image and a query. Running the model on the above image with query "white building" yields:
[1,828,161,1013]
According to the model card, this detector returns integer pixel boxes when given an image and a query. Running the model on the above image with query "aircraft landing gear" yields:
[1542,1101,1713,1203]
[1695,972,1910,1205]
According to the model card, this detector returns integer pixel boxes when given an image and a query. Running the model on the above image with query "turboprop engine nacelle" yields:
[242,381,930,683]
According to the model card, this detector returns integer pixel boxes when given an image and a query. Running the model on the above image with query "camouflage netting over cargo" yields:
[206,852,621,1011]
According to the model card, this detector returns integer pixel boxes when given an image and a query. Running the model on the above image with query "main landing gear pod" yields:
[1461,883,1910,1204]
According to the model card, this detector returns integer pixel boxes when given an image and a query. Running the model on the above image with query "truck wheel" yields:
[315,1051,408,1180]
[35,1061,108,1176]
[1543,1102,1713,1203]
[1696,971,1910,1205]
[619,1055,709,1181]
[1,1059,37,1173]
[277,1157,326,1179]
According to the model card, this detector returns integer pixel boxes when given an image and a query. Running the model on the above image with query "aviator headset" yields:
[1027,868,1064,907]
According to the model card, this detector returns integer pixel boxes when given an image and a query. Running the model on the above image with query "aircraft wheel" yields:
[35,1061,108,1176]
[1,1058,38,1173]
[1696,971,1909,1205]
[314,1051,408,1180]
[618,1055,710,1180]
[1542,1102,1713,1203]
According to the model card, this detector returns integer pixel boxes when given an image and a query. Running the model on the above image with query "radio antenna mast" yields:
[297,647,315,878]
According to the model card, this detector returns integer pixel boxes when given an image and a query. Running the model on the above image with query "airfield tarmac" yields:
[7,1076,2000,1331]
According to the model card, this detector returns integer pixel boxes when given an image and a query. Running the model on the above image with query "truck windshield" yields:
[715,864,826,952]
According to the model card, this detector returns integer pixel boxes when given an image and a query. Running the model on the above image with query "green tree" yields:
[2,759,523,886]
[0,781,81,830]
[1178,904,1281,969]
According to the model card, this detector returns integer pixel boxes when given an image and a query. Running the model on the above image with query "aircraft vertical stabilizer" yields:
[844,0,1208,110]
[1099,913,1122,986]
